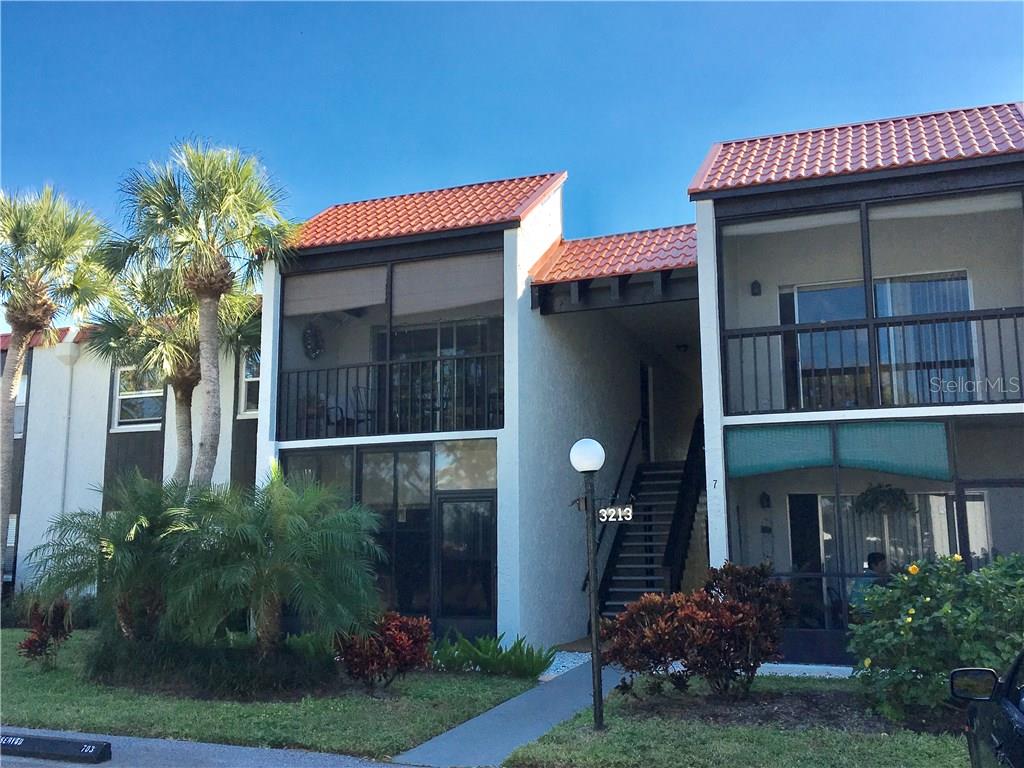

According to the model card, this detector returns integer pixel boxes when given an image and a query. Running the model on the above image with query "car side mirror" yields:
[951,668,998,701]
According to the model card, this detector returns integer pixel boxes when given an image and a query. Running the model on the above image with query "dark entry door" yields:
[435,492,497,638]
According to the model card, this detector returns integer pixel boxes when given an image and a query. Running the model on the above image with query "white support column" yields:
[255,260,282,481]
[696,200,729,567]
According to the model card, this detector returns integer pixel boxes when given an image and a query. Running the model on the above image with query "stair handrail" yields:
[661,412,706,593]
[581,416,646,592]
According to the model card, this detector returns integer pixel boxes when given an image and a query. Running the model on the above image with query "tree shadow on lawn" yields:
[618,678,965,736]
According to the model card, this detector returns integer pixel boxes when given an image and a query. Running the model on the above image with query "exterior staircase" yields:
[600,461,684,618]
[593,414,707,620]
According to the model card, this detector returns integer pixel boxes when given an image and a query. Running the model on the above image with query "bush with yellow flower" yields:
[848,553,1024,721]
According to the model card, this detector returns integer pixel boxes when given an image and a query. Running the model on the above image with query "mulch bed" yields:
[622,689,966,736]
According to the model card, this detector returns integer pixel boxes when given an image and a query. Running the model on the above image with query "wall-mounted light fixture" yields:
[759,491,772,509]
[751,280,762,297]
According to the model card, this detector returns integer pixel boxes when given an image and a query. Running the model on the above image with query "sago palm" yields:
[0,187,108,551]
[166,465,384,655]
[108,142,295,488]
[87,267,261,486]
[26,471,190,640]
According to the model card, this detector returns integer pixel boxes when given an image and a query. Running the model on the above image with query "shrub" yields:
[601,593,692,693]
[166,465,383,655]
[17,600,72,668]
[848,554,1024,721]
[1,587,34,628]
[336,613,433,690]
[603,565,791,699]
[26,472,188,641]
[433,633,556,678]
[86,629,339,700]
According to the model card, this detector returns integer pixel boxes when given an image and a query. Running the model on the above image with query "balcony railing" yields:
[723,307,1024,415]
[277,353,503,441]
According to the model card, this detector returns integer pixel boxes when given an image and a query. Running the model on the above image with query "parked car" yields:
[951,650,1024,767]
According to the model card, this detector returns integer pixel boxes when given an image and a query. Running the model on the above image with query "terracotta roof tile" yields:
[531,224,696,285]
[0,327,71,352]
[689,103,1024,195]
[296,172,567,250]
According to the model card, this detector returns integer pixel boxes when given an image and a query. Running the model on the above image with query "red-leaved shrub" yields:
[18,600,72,668]
[601,592,693,693]
[336,612,432,690]
[603,564,791,698]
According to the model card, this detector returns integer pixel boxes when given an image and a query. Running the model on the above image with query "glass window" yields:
[13,375,27,437]
[727,420,958,634]
[114,366,164,428]
[280,448,354,504]
[435,440,497,491]
[869,192,1024,313]
[239,350,260,415]
[440,498,496,618]
[721,210,863,330]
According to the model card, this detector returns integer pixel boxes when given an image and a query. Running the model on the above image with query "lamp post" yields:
[570,437,606,731]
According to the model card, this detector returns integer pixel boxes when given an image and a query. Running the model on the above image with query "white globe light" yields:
[569,438,606,473]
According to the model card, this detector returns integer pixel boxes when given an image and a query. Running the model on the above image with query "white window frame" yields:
[238,350,260,419]
[111,365,164,432]
[13,375,27,438]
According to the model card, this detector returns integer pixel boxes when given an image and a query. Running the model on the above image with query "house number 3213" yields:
[598,506,633,522]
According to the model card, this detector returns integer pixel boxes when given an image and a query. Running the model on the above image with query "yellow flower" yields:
[953,553,963,562]
[905,616,913,623]
[924,597,931,602]
[908,608,916,615]
[908,564,920,575]
[863,657,872,668]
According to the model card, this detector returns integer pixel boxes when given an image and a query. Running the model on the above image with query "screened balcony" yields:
[720,191,1024,415]
[277,253,504,441]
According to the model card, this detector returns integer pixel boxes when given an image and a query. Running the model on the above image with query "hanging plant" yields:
[303,321,324,360]
[853,483,914,516]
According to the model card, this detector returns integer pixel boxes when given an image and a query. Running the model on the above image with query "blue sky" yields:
[3,1,1022,240]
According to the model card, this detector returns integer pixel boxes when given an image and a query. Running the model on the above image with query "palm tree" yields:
[108,142,294,488]
[166,465,383,655]
[0,188,108,552]
[26,471,190,640]
[87,268,261,486]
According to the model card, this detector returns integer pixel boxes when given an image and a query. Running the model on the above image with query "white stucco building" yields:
[5,101,1023,663]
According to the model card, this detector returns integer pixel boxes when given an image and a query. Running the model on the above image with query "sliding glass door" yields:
[436,492,497,638]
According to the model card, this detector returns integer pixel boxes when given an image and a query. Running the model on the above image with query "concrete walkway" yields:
[0,727,388,768]
[395,660,621,768]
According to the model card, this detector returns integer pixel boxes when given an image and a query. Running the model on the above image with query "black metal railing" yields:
[723,307,1024,415]
[582,417,646,592]
[662,413,706,593]
[277,353,503,441]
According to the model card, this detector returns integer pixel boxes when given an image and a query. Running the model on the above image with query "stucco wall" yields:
[515,307,645,645]
[16,340,109,587]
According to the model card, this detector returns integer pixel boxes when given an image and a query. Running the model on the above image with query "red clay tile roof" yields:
[296,172,567,250]
[0,327,71,352]
[689,103,1024,196]
[530,224,697,285]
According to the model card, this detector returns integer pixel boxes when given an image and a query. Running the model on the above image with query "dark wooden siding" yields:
[102,369,165,508]
[230,417,258,488]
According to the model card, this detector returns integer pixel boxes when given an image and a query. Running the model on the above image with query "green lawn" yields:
[506,676,969,768]
[0,630,532,759]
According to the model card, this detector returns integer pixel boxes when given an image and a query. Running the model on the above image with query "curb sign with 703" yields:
[598,505,633,522]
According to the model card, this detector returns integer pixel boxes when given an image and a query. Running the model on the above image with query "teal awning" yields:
[837,421,951,481]
[725,424,833,477]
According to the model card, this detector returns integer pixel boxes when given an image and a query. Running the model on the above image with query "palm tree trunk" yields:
[192,295,222,488]
[1,328,31,553]
[255,594,282,656]
[171,382,196,487]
